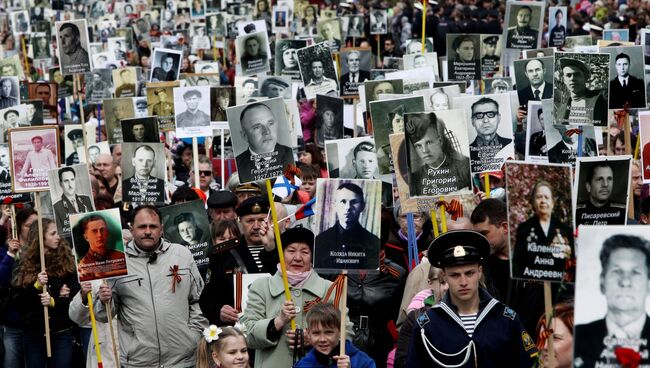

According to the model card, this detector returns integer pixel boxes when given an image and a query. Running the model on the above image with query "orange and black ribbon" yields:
[303,274,347,313]
[284,164,302,185]
[435,199,463,221]
[234,270,243,313]
[564,128,583,137]
[169,265,181,293]
[379,250,401,279]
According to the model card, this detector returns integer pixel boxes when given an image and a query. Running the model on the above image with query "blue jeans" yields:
[79,327,92,364]
[4,326,24,368]
[23,329,74,368]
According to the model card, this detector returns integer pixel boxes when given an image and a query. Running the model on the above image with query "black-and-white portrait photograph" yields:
[104,98,136,144]
[602,45,647,109]
[27,82,57,124]
[574,157,630,226]
[340,48,372,97]
[413,85,460,112]
[55,19,92,75]
[275,39,307,81]
[121,117,160,143]
[0,77,19,109]
[446,34,481,81]
[85,69,113,103]
[574,226,650,367]
[149,48,182,82]
[93,51,115,69]
[23,100,43,126]
[543,119,597,166]
[235,77,261,105]
[317,18,342,52]
[63,125,86,166]
[524,48,554,59]
[506,161,574,282]
[482,78,511,95]
[316,94,344,145]
[296,42,339,100]
[107,37,127,61]
[347,15,364,38]
[404,38,434,55]
[314,178,382,271]
[403,52,439,74]
[325,137,375,179]
[121,142,166,205]
[272,8,289,33]
[205,12,225,37]
[513,56,554,108]
[146,81,179,132]
[133,97,149,118]
[160,199,211,270]
[453,94,514,174]
[211,86,235,122]
[11,10,30,35]
[236,31,270,77]
[553,52,609,126]
[258,76,292,100]
[112,67,138,98]
[525,100,548,163]
[369,95,425,175]
[0,105,28,143]
[564,35,593,50]
[48,164,95,236]
[363,79,404,114]
[173,86,212,138]
[194,61,220,75]
[191,25,211,53]
[226,97,295,183]
[548,6,567,48]
[603,29,629,42]
[50,68,74,99]
[0,55,25,80]
[0,144,30,203]
[404,110,472,198]
[480,35,501,78]
[369,8,387,35]
[32,33,51,59]
[504,1,544,50]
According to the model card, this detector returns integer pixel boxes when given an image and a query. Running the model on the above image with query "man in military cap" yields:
[236,196,271,268]
[240,33,268,74]
[556,58,607,126]
[481,35,500,76]
[506,5,539,49]
[53,166,94,235]
[176,89,210,128]
[576,162,626,225]
[77,214,126,281]
[406,112,471,197]
[207,190,238,223]
[406,230,539,367]
[234,182,262,204]
[259,78,289,99]
[151,88,174,116]
[490,79,509,94]
[65,128,85,165]
[314,182,380,270]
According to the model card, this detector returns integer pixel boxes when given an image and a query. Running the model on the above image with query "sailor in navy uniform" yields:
[406,230,538,367]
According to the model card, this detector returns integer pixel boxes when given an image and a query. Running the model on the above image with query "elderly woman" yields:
[241,227,353,368]
[513,180,574,281]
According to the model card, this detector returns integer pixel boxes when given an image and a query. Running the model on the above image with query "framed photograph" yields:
[453,93,514,174]
[55,19,92,75]
[573,156,630,227]
[0,76,19,109]
[480,35,502,78]
[48,164,95,236]
[340,48,372,97]
[314,178,382,271]
[413,85,461,112]
[505,161,574,282]
[548,7,567,48]
[513,57,554,108]
[26,82,58,124]
[86,69,113,103]
[70,208,128,282]
[121,142,167,205]
[0,105,29,143]
[32,32,51,59]
[160,199,211,270]
[146,81,180,132]
[275,39,308,81]
[316,94,344,145]
[503,1,544,50]
[524,100,548,163]
[543,121,597,166]
[104,98,136,144]
[62,124,86,166]
[236,31,271,77]
[446,34,481,81]
[11,10,30,35]
[0,144,30,203]
[317,18,342,53]
[0,55,25,80]
[369,8,387,35]
[211,86,235,123]
[603,29,629,42]
[601,45,647,109]
[8,125,60,193]
[173,86,212,138]
[363,79,404,115]
[553,52,610,126]
[574,226,650,367]
[297,42,339,100]
[121,117,160,143]
[149,48,182,82]
[258,76,292,100]
[272,7,289,33]
[112,67,138,98]
[226,97,295,183]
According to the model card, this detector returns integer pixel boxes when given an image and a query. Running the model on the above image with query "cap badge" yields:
[453,245,466,258]
[252,203,261,213]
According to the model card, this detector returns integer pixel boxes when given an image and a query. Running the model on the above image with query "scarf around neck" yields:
[277,263,313,288]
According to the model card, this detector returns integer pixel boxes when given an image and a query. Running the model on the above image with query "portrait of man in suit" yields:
[53,167,94,235]
[517,58,553,107]
[469,97,513,172]
[340,50,370,96]
[575,234,650,367]
[122,144,166,204]
[234,102,293,182]
[609,52,646,109]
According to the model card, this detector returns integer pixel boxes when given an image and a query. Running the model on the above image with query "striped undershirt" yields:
[248,244,265,270]
[459,313,478,338]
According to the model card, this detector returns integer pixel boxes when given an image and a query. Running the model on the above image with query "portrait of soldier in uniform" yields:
[575,160,628,226]
[74,212,127,281]
[505,5,540,49]
[52,166,94,235]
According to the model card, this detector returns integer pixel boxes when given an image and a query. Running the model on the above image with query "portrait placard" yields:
[296,42,339,100]
[26,82,57,124]
[48,164,95,236]
[211,86,235,124]
[347,15,364,38]
[70,208,128,282]
[258,76,292,100]
[573,156,630,227]
[513,56,554,108]
[543,121,598,166]
[548,7,567,48]
[316,94,344,145]
[0,105,28,143]
[160,199,211,271]
[404,52,439,79]
[601,45,647,109]
[121,117,160,143]
[236,31,271,77]
[369,8,387,35]
[314,178,381,271]
[85,69,113,103]
[641,111,650,183]
[11,10,30,35]
[63,124,87,166]
[603,29,629,42]
[112,67,138,98]
[503,1,544,50]
[363,79,404,115]
[482,78,512,95]
[505,161,574,282]
[446,34,481,81]
[173,86,212,138]
[120,142,167,205]
[8,126,60,193]
[324,137,376,179]
[317,18,342,53]
[339,48,372,97]
[226,97,295,183]
[0,144,30,204]
[275,39,308,81]
[0,55,25,80]
[272,8,289,33]
[149,48,183,82]
[453,93,514,174]
[55,19,92,75]
[524,100,548,163]
[146,81,180,132]
[104,98,136,144]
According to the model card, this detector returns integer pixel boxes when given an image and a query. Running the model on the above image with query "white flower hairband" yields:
[203,323,248,343]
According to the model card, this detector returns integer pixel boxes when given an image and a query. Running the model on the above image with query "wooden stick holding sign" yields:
[10,204,17,239]
[543,282,555,368]
[221,130,225,189]
[193,138,200,188]
[86,292,104,368]
[484,174,490,199]
[265,180,296,330]
[339,271,348,357]
[34,194,52,357]
[74,74,89,161]
[21,35,29,80]
[104,284,120,368]
[420,0,426,54]
[439,197,448,233]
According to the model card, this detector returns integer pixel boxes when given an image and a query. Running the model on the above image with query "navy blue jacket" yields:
[295,340,376,368]
[406,288,538,368]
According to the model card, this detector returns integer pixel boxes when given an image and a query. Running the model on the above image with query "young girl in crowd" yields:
[12,218,80,367]
[196,325,249,368]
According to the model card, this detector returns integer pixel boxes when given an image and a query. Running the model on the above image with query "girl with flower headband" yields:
[196,324,249,368]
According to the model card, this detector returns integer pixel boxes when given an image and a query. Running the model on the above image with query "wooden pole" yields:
[439,197,447,233]
[193,137,200,188]
[10,204,17,240]
[86,292,104,368]
[376,34,380,65]
[430,209,439,238]
[543,282,555,368]
[421,0,426,54]
[339,271,348,357]
[35,194,52,357]
[21,35,29,80]
[265,179,295,330]
[104,287,120,368]
[484,174,490,199]
[75,74,89,163]
[220,129,225,189]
